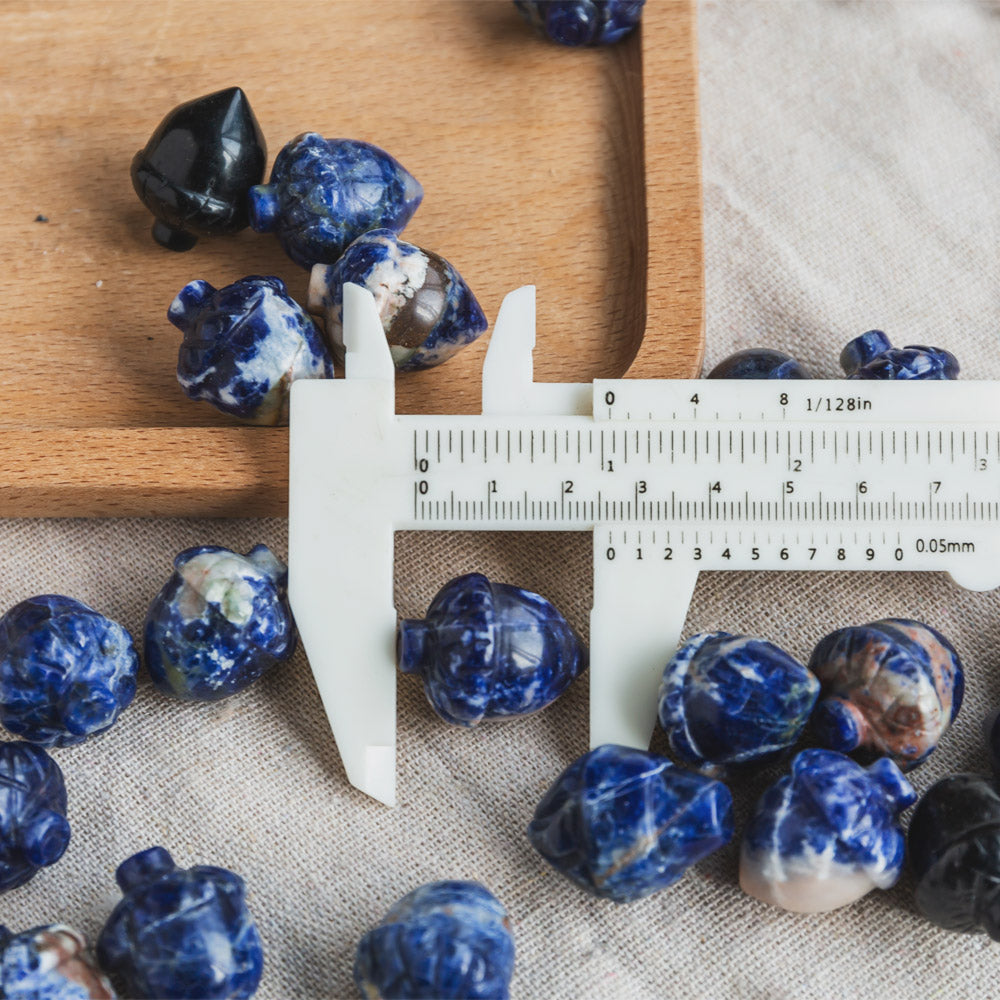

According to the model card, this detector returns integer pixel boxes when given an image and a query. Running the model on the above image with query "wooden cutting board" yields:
[0,0,702,516]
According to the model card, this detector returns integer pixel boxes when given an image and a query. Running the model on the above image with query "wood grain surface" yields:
[0,0,702,516]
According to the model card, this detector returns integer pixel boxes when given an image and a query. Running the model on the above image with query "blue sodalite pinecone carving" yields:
[249,133,423,269]
[168,276,332,426]
[354,881,515,1000]
[0,924,116,999]
[514,0,645,45]
[307,229,488,371]
[397,573,587,726]
[808,618,964,770]
[705,348,809,379]
[96,847,264,1000]
[527,744,733,903]
[908,774,1000,939]
[0,596,138,747]
[144,545,296,701]
[739,749,915,913]
[0,742,70,894]
[840,330,959,380]
[658,631,819,772]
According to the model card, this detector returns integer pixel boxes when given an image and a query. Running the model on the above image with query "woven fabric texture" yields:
[5,2,1000,997]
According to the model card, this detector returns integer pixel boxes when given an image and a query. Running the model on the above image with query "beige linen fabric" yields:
[5,2,1000,997]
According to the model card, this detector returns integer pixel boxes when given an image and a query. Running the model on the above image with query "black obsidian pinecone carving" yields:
[908,774,1000,939]
[131,87,267,251]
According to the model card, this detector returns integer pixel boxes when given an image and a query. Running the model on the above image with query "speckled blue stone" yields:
[840,330,959,380]
[0,924,116,999]
[397,573,587,726]
[249,133,423,269]
[144,545,295,702]
[658,632,819,772]
[354,881,515,1000]
[740,749,915,912]
[308,229,488,371]
[0,597,137,748]
[168,276,332,425]
[809,619,963,770]
[0,742,70,894]
[514,0,645,45]
[705,348,809,379]
[97,847,263,1000]
[527,744,733,903]
[908,774,1000,939]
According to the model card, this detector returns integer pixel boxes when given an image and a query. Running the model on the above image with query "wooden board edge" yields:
[625,0,705,380]
[0,428,288,517]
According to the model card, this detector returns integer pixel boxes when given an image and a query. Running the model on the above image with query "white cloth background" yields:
[4,2,1000,997]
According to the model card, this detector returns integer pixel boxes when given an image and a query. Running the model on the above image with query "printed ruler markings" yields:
[406,421,1000,542]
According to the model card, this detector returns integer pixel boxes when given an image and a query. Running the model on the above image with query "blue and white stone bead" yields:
[739,749,915,913]
[308,229,488,371]
[97,847,264,1000]
[841,330,959,380]
[0,924,116,999]
[0,596,138,747]
[0,742,70,894]
[514,1,645,46]
[354,881,515,1000]
[144,545,295,702]
[808,618,963,770]
[705,347,809,379]
[249,133,423,269]
[168,275,332,425]
[397,572,587,726]
[658,632,819,772]
[527,744,733,903]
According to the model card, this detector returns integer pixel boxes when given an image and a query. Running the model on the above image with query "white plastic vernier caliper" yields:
[288,283,1000,806]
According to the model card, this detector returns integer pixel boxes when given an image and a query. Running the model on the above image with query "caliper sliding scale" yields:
[288,283,1000,806]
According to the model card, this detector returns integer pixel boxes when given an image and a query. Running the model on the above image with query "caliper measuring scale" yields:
[289,283,1000,805]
